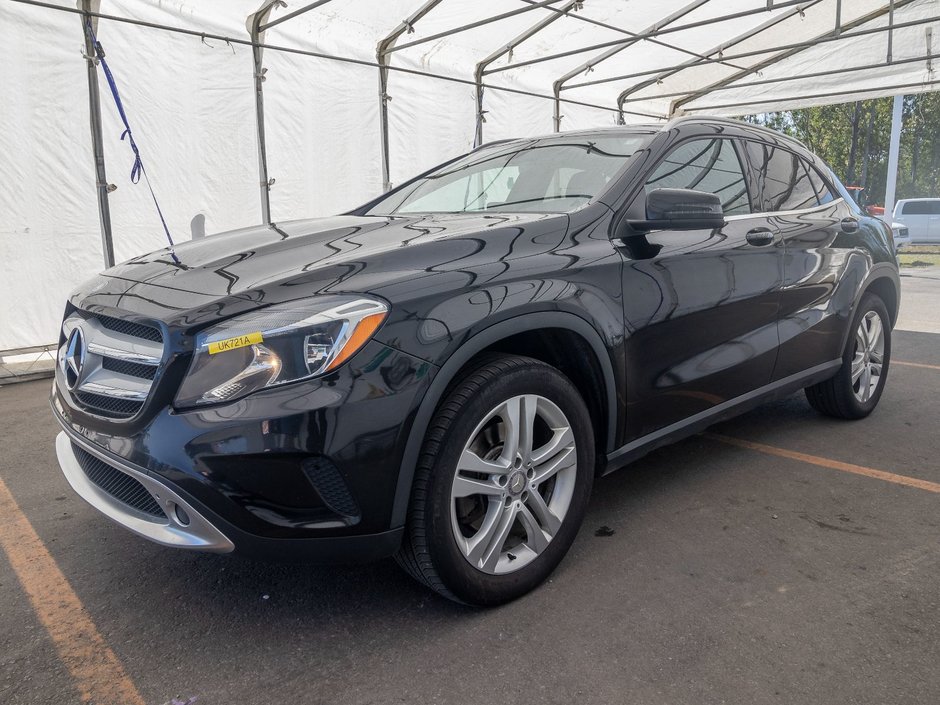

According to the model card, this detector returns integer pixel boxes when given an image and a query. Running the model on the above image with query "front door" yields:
[618,136,784,440]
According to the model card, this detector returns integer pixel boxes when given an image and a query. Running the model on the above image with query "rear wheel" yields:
[805,293,891,419]
[396,355,594,605]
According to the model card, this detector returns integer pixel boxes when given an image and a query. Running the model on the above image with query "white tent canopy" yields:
[1,0,938,351]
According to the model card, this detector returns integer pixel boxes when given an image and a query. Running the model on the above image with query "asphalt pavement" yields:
[1,280,938,705]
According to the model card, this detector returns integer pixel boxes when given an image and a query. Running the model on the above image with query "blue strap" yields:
[85,20,180,264]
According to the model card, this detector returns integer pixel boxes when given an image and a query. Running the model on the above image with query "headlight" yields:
[175,295,388,407]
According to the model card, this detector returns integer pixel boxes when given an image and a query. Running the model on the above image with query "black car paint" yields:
[52,117,899,558]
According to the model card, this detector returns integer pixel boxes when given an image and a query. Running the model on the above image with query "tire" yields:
[805,292,891,419]
[396,354,594,605]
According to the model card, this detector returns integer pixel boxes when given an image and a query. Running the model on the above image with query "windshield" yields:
[366,134,650,215]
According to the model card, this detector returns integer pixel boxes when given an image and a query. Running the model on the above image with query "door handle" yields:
[745,227,776,246]
[841,217,860,234]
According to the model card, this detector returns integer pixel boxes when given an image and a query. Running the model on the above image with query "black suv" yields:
[52,117,899,604]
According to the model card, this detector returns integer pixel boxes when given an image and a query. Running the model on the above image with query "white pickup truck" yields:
[892,198,940,243]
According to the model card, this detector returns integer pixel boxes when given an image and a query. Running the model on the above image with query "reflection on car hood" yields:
[106,213,560,296]
[77,212,570,327]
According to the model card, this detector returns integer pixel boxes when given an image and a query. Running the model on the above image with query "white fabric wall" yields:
[0,2,101,351]
[2,0,938,351]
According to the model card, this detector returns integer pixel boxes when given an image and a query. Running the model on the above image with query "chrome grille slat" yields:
[86,341,161,365]
[81,317,163,364]
[79,377,150,401]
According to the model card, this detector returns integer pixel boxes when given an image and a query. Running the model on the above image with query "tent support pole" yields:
[571,6,935,93]
[549,0,709,131]
[618,51,940,105]
[376,0,444,192]
[471,0,578,145]
[678,79,929,113]
[887,0,895,62]
[616,2,816,116]
[670,0,917,114]
[485,0,809,75]
[80,0,115,268]
[553,83,562,132]
[248,1,283,225]
[883,94,903,223]
[14,0,654,122]
[258,0,330,32]
[386,0,563,56]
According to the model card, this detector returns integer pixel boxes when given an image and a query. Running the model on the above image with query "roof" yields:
[482,115,813,154]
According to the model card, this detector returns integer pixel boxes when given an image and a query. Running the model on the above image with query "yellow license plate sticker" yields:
[207,332,263,355]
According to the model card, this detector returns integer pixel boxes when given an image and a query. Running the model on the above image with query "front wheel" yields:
[396,355,594,605]
[805,292,891,419]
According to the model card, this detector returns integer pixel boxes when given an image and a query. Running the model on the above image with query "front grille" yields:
[75,392,145,418]
[94,314,163,343]
[72,443,166,521]
[102,357,157,380]
[59,309,165,420]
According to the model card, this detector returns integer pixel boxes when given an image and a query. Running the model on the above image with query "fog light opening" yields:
[172,503,191,527]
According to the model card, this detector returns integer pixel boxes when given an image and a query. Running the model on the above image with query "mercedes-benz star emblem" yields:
[63,327,86,390]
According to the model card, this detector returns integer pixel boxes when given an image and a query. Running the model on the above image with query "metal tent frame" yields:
[11,0,940,269]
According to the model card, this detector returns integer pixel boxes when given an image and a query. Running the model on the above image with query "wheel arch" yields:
[390,312,618,528]
[838,263,900,352]
[863,270,900,328]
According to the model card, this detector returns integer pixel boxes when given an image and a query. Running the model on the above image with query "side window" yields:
[645,138,751,215]
[746,141,819,212]
[902,201,937,215]
[803,162,835,205]
[828,168,863,214]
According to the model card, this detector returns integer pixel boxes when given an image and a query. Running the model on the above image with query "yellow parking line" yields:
[894,360,940,371]
[705,433,940,494]
[0,476,145,705]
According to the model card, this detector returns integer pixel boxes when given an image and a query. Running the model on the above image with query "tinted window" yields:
[645,138,750,215]
[746,142,818,211]
[829,169,863,214]
[367,135,648,215]
[901,201,940,215]
[804,163,835,205]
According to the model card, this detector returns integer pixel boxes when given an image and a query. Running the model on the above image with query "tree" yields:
[744,92,940,206]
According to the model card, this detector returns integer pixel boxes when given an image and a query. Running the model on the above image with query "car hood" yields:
[76,212,570,327]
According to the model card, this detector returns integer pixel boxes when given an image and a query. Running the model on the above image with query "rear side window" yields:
[901,201,940,215]
[645,138,750,215]
[745,141,818,212]
[828,169,863,214]
[804,163,835,205]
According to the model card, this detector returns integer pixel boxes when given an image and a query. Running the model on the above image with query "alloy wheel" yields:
[852,310,885,403]
[450,394,577,575]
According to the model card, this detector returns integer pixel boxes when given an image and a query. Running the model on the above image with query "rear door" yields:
[618,135,784,439]
[743,140,857,379]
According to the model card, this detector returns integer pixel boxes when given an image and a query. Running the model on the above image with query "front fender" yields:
[389,310,620,528]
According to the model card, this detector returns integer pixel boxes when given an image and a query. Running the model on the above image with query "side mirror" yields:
[627,188,725,232]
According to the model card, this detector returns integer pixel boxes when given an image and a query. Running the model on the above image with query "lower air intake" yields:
[72,443,166,521]
[302,457,361,521]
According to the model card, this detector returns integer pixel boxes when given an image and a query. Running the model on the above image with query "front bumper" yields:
[56,430,235,552]
[55,426,405,561]
[51,338,435,560]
